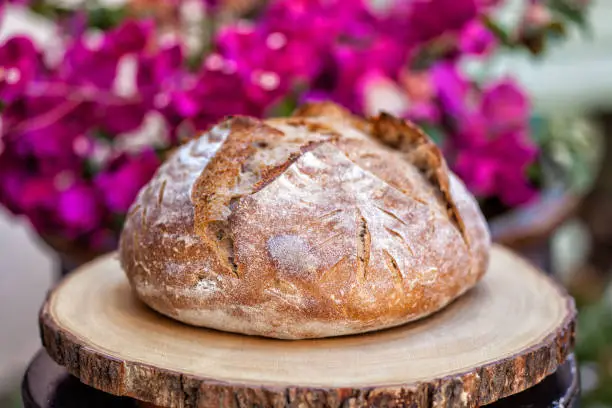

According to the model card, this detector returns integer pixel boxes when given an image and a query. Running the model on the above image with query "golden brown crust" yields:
[119,102,490,339]
[371,113,468,244]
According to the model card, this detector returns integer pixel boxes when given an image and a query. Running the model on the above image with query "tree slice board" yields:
[20,350,580,408]
[40,245,576,408]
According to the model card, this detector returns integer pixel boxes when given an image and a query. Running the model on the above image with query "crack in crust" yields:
[383,249,403,283]
[127,204,141,219]
[375,205,408,227]
[157,180,167,206]
[212,223,239,278]
[356,209,371,280]
[250,139,332,193]
[317,209,343,221]
[385,226,415,256]
[141,207,148,230]
[191,115,339,278]
[371,112,469,247]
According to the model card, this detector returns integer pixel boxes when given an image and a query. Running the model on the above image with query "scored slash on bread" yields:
[119,101,490,339]
[371,112,469,247]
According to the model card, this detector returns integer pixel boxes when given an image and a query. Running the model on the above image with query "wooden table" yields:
[22,349,579,408]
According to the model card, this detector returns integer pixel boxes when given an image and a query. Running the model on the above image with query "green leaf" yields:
[28,1,72,19]
[82,159,98,180]
[419,123,446,146]
[529,115,549,144]
[548,0,589,30]
[267,96,298,118]
[526,162,543,186]
[87,6,127,30]
[111,212,126,229]
[576,299,612,362]
[91,128,114,141]
[481,16,515,48]
[28,0,127,31]
[186,53,204,71]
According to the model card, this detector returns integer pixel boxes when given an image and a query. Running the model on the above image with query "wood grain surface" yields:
[39,245,576,408]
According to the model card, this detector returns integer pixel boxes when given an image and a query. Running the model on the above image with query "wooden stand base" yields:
[22,350,580,408]
[39,245,576,407]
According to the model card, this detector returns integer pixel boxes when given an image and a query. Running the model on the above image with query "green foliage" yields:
[576,294,612,407]
[548,0,590,30]
[420,123,445,146]
[28,0,126,31]
[86,6,127,31]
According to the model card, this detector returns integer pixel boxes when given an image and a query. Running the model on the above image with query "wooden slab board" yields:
[39,245,576,408]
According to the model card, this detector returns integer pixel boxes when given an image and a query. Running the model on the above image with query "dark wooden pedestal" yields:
[22,349,579,408]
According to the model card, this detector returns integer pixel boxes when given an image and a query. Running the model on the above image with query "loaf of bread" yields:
[119,102,490,339]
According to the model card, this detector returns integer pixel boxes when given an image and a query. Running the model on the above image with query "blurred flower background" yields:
[0,0,592,257]
[2,0,612,406]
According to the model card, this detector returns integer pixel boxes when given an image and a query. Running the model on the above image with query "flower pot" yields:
[488,186,579,274]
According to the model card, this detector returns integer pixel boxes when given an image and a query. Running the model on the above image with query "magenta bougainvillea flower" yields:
[481,79,531,133]
[0,36,38,102]
[94,149,161,214]
[453,131,538,206]
[57,183,103,234]
[432,67,537,204]
[0,0,591,253]
[398,0,479,44]
[460,20,497,56]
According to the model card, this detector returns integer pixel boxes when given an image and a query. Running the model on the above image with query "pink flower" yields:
[61,20,154,90]
[201,0,220,10]
[0,36,38,102]
[427,60,537,206]
[481,78,530,133]
[262,0,367,46]
[521,3,552,28]
[210,0,387,118]
[168,64,261,130]
[215,24,319,104]
[322,37,406,112]
[100,100,149,135]
[478,0,506,6]
[446,82,537,206]
[403,0,480,44]
[103,20,153,56]
[9,95,95,158]
[432,62,471,117]
[460,20,497,56]
[20,177,59,233]
[21,176,57,213]
[137,43,184,103]
[95,149,160,213]
[57,184,102,234]
[133,43,185,134]
[400,69,435,102]
[61,40,121,90]
[454,131,538,206]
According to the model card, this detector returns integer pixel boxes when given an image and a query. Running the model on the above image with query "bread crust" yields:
[119,102,490,339]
